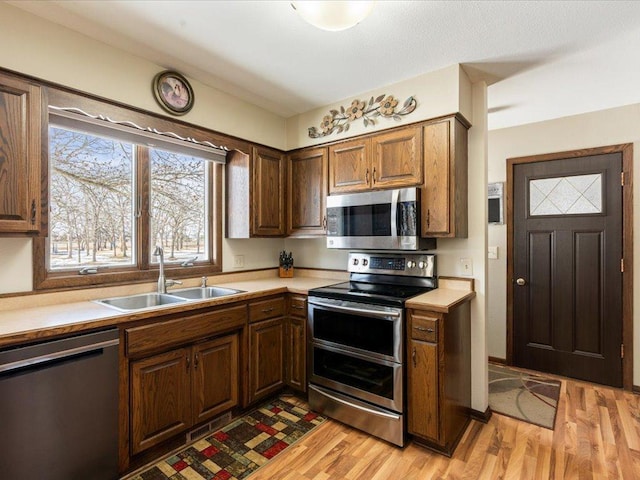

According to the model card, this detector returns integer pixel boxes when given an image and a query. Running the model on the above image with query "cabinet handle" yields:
[194,353,199,369]
[322,215,327,230]
[30,199,36,225]
[414,326,435,333]
[426,209,431,229]
[412,347,417,367]
[372,167,377,184]
[262,307,274,313]
[292,305,304,310]
[186,355,190,371]
[365,168,370,184]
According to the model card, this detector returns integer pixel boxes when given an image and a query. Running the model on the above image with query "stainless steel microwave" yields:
[326,187,436,250]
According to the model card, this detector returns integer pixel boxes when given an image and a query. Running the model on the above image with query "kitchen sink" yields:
[95,293,187,312]
[170,286,245,300]
[95,286,245,312]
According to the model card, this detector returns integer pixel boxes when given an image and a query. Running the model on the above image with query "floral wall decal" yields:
[308,94,417,138]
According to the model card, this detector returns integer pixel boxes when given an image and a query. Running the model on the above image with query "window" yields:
[49,126,136,270]
[35,91,225,290]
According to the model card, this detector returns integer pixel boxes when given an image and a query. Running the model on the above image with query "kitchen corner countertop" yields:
[0,274,475,348]
[405,276,476,313]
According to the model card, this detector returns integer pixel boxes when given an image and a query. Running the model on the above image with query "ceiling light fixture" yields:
[291,1,375,32]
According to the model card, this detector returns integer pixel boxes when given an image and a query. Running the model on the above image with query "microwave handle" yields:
[390,189,399,240]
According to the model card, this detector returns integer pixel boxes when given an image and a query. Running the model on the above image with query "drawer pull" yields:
[414,326,435,333]
[292,305,305,310]
[262,307,274,313]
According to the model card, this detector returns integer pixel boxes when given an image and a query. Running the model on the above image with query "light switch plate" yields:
[459,258,473,276]
[488,246,499,259]
[233,255,244,268]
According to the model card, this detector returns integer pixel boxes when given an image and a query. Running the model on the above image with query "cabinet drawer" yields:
[289,295,307,318]
[126,304,246,356]
[249,297,286,323]
[411,315,438,342]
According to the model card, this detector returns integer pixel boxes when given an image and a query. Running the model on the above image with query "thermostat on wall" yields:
[488,182,504,225]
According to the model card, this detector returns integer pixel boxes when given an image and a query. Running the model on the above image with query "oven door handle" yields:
[308,299,401,319]
[310,385,401,420]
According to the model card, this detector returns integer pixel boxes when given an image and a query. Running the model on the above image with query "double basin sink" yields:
[95,286,245,312]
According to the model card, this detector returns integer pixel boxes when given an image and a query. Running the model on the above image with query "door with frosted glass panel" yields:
[512,153,622,387]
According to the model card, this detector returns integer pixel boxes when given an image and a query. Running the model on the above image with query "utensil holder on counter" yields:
[279,266,294,278]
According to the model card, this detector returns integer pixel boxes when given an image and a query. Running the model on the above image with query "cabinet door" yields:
[248,317,284,404]
[407,339,439,442]
[329,138,370,193]
[252,146,285,236]
[287,147,328,236]
[192,334,239,425]
[0,73,42,233]
[372,126,422,189]
[286,315,306,392]
[130,348,191,455]
[422,118,468,237]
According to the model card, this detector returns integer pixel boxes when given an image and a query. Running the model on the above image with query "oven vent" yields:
[186,411,232,443]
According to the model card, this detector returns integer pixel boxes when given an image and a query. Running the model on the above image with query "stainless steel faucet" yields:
[153,245,182,294]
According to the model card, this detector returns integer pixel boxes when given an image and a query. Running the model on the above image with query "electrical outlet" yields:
[460,258,473,276]
[232,255,244,268]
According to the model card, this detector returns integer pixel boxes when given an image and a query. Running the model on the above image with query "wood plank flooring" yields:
[253,376,640,479]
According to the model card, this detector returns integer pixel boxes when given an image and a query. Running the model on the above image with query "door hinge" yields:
[621,172,625,186]
[621,258,624,273]
[621,343,624,359]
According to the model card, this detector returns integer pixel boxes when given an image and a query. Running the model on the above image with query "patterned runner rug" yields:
[488,364,561,429]
[126,398,325,480]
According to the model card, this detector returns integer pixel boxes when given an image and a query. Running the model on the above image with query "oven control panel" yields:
[348,252,435,278]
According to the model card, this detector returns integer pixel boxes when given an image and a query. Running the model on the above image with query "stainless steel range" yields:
[307,252,436,446]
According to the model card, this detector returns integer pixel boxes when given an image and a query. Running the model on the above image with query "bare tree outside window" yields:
[48,126,134,270]
[150,149,209,263]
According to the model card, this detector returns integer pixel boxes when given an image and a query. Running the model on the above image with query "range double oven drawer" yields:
[307,296,405,446]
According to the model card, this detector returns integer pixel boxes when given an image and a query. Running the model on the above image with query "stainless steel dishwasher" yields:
[0,328,119,480]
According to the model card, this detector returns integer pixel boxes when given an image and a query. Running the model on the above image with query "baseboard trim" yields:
[633,385,640,395]
[488,356,506,365]
[469,406,492,424]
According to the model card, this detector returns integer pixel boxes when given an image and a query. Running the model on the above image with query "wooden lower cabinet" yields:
[192,335,239,425]
[407,303,471,456]
[248,316,285,404]
[130,333,239,455]
[285,295,307,392]
[130,348,191,455]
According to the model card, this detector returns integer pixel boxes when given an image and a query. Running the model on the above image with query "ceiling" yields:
[10,1,640,129]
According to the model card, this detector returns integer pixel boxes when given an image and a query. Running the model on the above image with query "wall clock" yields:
[153,70,194,115]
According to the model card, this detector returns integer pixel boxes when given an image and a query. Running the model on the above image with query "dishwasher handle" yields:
[0,329,119,375]
[0,338,119,374]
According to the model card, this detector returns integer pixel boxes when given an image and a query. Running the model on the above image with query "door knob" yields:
[516,278,526,286]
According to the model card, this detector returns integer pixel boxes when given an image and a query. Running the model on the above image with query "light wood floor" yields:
[252,376,640,480]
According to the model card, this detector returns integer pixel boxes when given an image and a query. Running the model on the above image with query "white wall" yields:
[487,103,640,385]
[286,65,472,150]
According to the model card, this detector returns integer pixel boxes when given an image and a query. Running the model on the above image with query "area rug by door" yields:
[126,398,325,480]
[488,364,561,429]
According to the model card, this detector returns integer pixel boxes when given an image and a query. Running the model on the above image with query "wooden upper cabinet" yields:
[329,138,370,193]
[252,146,286,236]
[372,126,422,189]
[328,125,422,194]
[421,116,468,238]
[287,147,328,236]
[226,146,286,238]
[0,72,42,234]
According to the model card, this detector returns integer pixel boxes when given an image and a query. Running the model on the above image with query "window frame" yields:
[33,87,226,291]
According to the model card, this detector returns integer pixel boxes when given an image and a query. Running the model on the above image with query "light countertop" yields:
[0,271,475,348]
